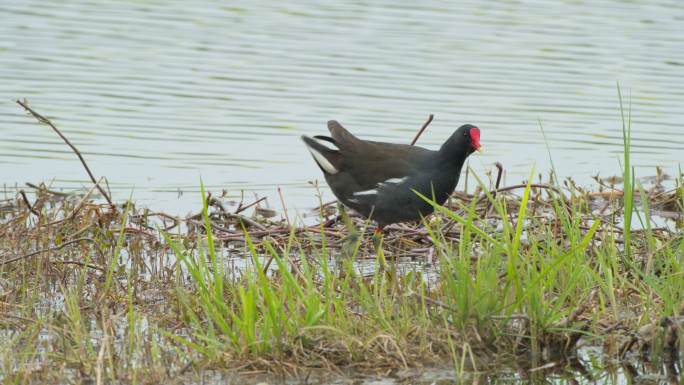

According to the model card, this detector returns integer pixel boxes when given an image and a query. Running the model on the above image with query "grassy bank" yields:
[1,164,682,383]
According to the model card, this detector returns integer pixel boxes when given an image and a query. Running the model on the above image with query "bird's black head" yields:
[440,124,482,161]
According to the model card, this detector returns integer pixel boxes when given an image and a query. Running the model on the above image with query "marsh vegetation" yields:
[2,127,682,384]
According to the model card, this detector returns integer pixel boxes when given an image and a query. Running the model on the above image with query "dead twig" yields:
[490,183,564,198]
[19,190,40,217]
[228,214,268,231]
[40,178,101,227]
[491,162,504,199]
[25,182,69,197]
[0,237,97,266]
[16,99,115,208]
[278,187,291,228]
[51,260,105,272]
[485,162,504,217]
[235,196,267,214]
[410,114,434,146]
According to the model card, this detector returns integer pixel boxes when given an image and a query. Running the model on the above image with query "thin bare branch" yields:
[16,99,115,208]
[410,114,434,146]
[0,237,97,266]
[235,196,267,214]
[19,190,40,217]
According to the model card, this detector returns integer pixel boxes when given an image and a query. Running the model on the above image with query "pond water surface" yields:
[2,0,683,213]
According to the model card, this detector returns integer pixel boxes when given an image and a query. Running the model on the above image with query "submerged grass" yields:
[0,119,683,384]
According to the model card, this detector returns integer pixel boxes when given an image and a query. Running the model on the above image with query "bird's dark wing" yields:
[320,120,437,189]
[344,141,435,189]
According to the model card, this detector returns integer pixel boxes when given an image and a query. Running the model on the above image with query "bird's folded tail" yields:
[301,135,341,175]
[327,120,360,148]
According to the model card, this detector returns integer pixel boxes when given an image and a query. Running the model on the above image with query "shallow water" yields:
[2,0,684,213]
[182,346,683,384]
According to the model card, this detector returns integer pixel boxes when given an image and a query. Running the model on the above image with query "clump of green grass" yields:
[165,169,683,375]
[166,183,445,368]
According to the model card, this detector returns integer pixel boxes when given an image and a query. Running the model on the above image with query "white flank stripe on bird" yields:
[383,177,408,184]
[306,147,338,174]
[353,189,377,196]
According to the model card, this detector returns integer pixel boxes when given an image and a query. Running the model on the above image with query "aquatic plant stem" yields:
[617,85,633,260]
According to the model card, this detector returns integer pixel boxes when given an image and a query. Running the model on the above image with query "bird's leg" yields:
[372,225,384,244]
[339,203,358,234]
[338,203,361,263]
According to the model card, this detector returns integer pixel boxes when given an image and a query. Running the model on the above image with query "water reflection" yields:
[1,0,683,212]
[183,348,682,384]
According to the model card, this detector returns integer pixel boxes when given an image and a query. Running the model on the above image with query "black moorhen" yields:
[302,120,481,231]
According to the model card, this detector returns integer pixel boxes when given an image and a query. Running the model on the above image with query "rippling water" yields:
[2,0,683,212]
